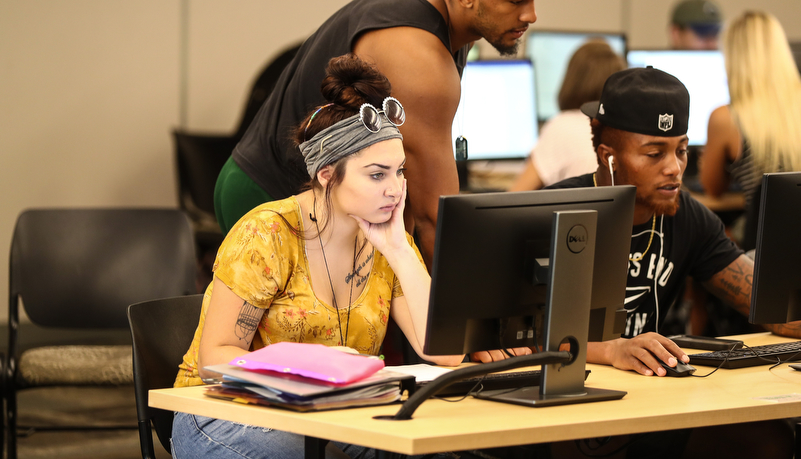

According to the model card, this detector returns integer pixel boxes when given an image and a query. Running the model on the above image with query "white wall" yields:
[1,0,799,323]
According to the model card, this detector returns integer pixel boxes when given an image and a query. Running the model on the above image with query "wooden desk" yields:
[151,333,801,456]
[689,190,745,213]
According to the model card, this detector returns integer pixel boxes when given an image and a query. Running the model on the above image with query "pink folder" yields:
[229,342,385,384]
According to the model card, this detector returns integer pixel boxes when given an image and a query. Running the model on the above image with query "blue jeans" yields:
[171,412,373,459]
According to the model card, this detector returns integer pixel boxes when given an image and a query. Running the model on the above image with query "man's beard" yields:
[487,38,519,56]
[473,4,520,57]
[637,194,681,217]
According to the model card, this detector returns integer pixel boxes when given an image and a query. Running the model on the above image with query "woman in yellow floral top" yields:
[171,54,464,459]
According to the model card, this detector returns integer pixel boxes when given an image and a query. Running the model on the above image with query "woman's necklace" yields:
[593,172,656,263]
[311,204,357,347]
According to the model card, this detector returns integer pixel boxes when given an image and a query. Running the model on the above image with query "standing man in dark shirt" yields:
[216,0,537,268]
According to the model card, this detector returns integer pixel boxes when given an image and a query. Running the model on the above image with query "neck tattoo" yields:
[311,197,356,347]
[593,172,656,263]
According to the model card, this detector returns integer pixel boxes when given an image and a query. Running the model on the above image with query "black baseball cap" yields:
[580,66,690,137]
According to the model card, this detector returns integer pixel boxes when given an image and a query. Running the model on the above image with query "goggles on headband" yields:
[359,97,406,133]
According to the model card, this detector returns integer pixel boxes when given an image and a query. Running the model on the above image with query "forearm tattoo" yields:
[703,256,753,317]
[234,301,261,341]
[704,256,801,340]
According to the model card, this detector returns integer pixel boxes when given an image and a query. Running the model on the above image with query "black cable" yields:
[769,349,801,370]
[688,342,801,377]
[386,351,572,420]
[689,342,740,378]
[433,375,488,402]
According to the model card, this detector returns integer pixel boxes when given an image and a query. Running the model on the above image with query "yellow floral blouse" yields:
[175,196,423,387]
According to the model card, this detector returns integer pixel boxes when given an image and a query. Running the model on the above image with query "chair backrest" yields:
[173,132,240,218]
[173,42,303,222]
[128,294,203,457]
[9,208,197,329]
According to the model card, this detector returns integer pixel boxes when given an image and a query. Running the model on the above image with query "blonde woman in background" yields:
[701,10,801,248]
[509,40,626,191]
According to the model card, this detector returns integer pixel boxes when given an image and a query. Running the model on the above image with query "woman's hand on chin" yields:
[350,179,408,255]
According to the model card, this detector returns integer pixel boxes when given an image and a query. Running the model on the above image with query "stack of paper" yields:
[201,343,414,411]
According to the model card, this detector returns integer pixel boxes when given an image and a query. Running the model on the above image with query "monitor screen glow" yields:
[451,60,538,161]
[525,31,626,122]
[626,50,730,147]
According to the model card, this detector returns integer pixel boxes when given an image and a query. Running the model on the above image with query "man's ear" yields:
[317,165,333,187]
[597,144,614,170]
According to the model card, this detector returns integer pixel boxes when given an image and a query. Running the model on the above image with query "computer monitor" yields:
[749,172,801,324]
[421,186,634,406]
[525,30,627,122]
[626,50,729,147]
[791,42,801,74]
[451,60,538,161]
[424,186,634,354]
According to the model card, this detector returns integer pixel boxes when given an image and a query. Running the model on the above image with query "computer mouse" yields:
[659,359,696,377]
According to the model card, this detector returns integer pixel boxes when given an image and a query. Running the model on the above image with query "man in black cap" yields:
[547,65,795,459]
[551,67,759,375]
[669,0,722,50]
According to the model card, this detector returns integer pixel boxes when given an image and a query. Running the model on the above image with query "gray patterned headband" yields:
[299,98,405,178]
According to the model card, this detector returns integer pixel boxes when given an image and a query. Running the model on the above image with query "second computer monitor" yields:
[750,172,801,325]
[423,186,635,356]
[525,30,627,123]
[627,50,729,146]
[451,60,539,161]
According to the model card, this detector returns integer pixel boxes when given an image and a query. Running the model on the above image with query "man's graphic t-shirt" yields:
[548,174,743,338]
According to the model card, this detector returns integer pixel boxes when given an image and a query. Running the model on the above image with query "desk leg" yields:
[304,436,329,459]
[796,422,801,459]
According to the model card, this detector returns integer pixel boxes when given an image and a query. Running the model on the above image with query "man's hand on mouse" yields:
[604,332,690,376]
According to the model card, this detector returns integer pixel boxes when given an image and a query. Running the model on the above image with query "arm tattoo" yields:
[234,301,261,341]
[702,255,753,317]
[705,256,801,339]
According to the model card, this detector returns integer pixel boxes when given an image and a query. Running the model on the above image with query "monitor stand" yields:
[474,210,626,407]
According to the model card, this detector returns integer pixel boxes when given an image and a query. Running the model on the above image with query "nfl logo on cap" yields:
[658,114,674,132]
[579,66,689,138]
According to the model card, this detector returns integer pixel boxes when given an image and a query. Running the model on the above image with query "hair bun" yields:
[321,54,392,111]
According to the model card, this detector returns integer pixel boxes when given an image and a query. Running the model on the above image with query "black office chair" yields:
[172,40,303,229]
[741,181,762,253]
[6,208,197,459]
[173,131,239,234]
[128,294,203,458]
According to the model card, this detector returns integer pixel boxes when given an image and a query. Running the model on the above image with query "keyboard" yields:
[688,340,801,369]
[415,369,590,397]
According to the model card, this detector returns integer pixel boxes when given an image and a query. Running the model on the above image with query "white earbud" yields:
[607,156,615,186]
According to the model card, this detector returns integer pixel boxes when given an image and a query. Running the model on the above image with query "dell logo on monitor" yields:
[567,225,588,253]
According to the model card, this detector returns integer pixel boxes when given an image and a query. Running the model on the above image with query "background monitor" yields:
[451,60,538,161]
[525,30,627,122]
[626,49,729,147]
[749,172,801,325]
[423,186,635,356]
[791,42,801,74]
